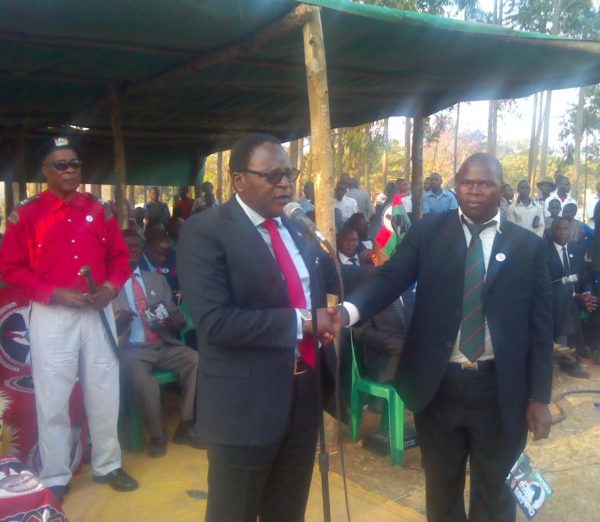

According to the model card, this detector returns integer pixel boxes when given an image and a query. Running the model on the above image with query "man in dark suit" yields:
[177,134,338,522]
[339,153,553,522]
[546,217,596,377]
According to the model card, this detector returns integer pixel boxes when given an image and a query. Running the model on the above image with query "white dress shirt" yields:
[236,194,310,339]
[123,267,149,344]
[338,252,360,266]
[335,195,359,222]
[544,190,577,217]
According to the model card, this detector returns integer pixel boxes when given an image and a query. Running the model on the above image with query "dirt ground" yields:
[324,359,600,521]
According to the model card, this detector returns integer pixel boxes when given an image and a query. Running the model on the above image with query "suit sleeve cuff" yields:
[342,302,360,327]
[295,309,303,340]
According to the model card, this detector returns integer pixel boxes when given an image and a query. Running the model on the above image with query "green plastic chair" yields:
[127,369,178,452]
[350,333,405,466]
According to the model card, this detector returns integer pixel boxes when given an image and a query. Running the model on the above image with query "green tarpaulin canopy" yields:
[1,0,600,184]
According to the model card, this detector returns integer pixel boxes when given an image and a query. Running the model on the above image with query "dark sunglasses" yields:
[44,159,82,171]
[244,167,300,185]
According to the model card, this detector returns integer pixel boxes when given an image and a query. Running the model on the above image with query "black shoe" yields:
[172,421,206,449]
[93,468,139,492]
[560,363,591,379]
[49,483,70,504]
[148,435,167,458]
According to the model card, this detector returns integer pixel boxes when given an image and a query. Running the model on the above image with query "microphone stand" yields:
[308,234,346,522]
[310,296,331,522]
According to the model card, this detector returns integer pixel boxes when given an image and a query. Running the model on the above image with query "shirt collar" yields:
[458,207,502,233]
[424,189,448,198]
[554,241,567,252]
[40,189,85,210]
[132,266,142,278]
[516,198,535,207]
[235,193,283,228]
[338,252,358,265]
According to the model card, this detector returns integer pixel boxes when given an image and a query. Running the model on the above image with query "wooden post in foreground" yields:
[303,6,335,246]
[109,87,129,228]
[411,110,425,220]
[216,151,224,205]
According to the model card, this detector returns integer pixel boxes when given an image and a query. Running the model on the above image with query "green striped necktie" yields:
[459,219,497,361]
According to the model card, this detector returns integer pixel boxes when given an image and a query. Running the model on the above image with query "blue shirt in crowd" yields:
[423,189,458,214]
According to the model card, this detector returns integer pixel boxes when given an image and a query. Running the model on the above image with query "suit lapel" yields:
[439,211,467,264]
[225,198,288,295]
[484,222,515,294]
[140,271,159,306]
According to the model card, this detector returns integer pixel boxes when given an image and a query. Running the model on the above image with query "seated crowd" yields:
[0,135,597,513]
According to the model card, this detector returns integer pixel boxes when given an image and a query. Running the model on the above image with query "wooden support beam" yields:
[4,182,15,217]
[109,87,128,228]
[411,111,424,220]
[80,4,313,121]
[127,4,312,96]
[0,31,191,57]
[216,151,224,205]
[303,6,335,247]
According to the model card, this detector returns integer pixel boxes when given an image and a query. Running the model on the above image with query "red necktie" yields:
[131,274,159,343]
[262,219,314,367]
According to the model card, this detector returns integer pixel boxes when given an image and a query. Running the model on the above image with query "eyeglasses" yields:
[244,167,300,185]
[44,160,82,171]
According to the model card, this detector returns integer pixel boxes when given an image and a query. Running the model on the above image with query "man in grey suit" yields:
[113,230,199,458]
[346,177,373,219]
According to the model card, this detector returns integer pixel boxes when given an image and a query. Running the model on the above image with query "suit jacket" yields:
[545,240,586,290]
[546,240,587,339]
[112,269,184,349]
[177,197,338,446]
[349,209,553,436]
[353,288,415,357]
[139,251,180,294]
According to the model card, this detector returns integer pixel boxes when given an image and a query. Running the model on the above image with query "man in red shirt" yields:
[0,136,138,502]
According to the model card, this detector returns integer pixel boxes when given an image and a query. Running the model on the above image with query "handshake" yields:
[301,306,349,344]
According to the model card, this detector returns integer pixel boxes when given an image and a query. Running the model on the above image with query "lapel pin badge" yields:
[569,253,574,258]
[495,253,506,262]
[150,290,157,296]
[86,215,93,222]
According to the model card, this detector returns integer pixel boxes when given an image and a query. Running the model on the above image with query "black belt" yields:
[448,360,495,372]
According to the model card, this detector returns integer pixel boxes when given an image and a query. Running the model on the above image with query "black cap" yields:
[38,135,80,165]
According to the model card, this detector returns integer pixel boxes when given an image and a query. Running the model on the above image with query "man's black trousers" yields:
[414,364,528,522]
[205,367,319,522]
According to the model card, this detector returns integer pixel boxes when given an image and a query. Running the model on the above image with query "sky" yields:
[388,87,578,152]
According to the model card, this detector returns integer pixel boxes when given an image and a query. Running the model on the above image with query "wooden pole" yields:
[528,93,538,184]
[404,117,412,179]
[216,151,224,206]
[289,139,301,198]
[382,118,389,185]
[109,86,128,227]
[411,110,425,219]
[453,103,460,176]
[574,87,585,205]
[127,184,135,206]
[303,6,335,246]
[4,182,14,217]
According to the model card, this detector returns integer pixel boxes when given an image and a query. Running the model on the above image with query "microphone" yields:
[283,202,327,244]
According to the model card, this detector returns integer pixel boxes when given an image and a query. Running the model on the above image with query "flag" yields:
[375,194,411,258]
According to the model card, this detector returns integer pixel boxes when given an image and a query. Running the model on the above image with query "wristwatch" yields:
[299,309,312,331]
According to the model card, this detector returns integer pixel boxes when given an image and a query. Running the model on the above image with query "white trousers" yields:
[29,302,122,487]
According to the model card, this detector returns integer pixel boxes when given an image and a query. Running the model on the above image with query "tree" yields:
[561,84,600,194]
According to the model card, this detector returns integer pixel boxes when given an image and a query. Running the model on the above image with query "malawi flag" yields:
[375,193,411,258]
